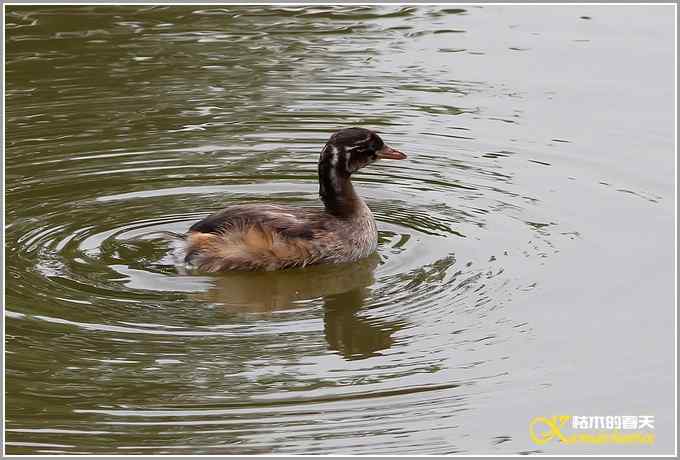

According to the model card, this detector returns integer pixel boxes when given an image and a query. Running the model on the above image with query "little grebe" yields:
[185,127,407,272]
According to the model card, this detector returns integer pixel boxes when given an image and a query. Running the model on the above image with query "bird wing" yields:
[185,204,333,271]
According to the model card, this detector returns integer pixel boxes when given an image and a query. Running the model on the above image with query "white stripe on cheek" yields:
[330,145,339,167]
[328,145,340,189]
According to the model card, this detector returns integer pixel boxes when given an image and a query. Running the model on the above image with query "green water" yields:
[4,5,675,454]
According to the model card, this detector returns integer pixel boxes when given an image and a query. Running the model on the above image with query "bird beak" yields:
[376,145,407,160]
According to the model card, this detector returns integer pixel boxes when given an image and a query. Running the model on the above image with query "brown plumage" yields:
[185,127,407,272]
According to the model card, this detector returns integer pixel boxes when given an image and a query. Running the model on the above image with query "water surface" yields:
[5,5,675,455]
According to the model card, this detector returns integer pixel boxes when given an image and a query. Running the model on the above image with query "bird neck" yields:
[318,160,362,217]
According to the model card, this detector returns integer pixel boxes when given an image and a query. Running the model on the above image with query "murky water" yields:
[5,5,675,455]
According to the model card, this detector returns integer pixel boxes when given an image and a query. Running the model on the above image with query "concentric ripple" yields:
[6,4,675,456]
[4,5,571,455]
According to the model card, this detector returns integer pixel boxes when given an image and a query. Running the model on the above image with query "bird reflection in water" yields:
[203,255,404,360]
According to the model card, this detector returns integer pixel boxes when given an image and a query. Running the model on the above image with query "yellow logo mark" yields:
[529,415,656,445]
[529,415,571,445]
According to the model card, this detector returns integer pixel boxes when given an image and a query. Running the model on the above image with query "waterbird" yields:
[185,127,407,271]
